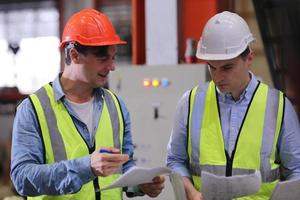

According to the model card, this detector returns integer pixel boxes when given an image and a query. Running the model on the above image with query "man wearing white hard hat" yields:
[167,11,300,199]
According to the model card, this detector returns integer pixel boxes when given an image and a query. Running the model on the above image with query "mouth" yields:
[217,83,227,88]
[98,73,108,78]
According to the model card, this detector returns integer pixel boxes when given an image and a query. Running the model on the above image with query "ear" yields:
[69,48,81,64]
[246,51,254,66]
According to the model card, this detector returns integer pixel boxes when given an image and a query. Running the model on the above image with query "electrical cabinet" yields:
[109,64,207,199]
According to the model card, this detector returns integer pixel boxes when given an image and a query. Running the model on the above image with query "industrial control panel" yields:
[108,64,207,199]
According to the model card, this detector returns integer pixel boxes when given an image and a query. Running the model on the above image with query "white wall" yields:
[145,0,178,65]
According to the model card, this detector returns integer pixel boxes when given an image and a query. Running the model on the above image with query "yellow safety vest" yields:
[28,83,124,200]
[188,81,284,199]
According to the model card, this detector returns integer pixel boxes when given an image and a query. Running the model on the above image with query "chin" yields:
[93,77,106,87]
[96,80,108,88]
[218,86,227,92]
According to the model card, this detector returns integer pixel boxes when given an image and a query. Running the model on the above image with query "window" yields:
[0,1,60,94]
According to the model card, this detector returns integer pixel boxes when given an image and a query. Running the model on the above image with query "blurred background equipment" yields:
[0,0,60,94]
[109,64,207,199]
[253,0,300,115]
[184,38,196,64]
[0,87,24,199]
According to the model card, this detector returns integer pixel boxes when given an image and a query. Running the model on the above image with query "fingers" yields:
[100,147,121,154]
[152,175,165,183]
[91,148,129,177]
[100,153,129,162]
[95,165,120,177]
[98,147,129,162]
[139,175,166,198]
[91,157,127,177]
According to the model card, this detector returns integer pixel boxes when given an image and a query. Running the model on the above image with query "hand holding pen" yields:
[99,148,120,154]
[90,147,129,177]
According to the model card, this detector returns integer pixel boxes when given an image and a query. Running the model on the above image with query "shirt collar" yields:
[52,74,104,101]
[216,71,259,103]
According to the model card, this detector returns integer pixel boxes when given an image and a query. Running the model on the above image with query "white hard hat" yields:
[196,11,254,60]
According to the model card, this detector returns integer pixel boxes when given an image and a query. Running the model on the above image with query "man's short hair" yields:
[64,42,109,65]
[239,47,251,61]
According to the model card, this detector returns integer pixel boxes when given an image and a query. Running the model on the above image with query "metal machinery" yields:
[108,64,207,199]
[253,0,300,116]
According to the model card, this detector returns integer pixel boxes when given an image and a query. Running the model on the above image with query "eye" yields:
[223,65,233,71]
[97,54,117,62]
[112,55,117,60]
[97,56,109,62]
[208,64,216,71]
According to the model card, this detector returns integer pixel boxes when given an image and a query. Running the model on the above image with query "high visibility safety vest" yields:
[28,83,124,200]
[187,81,284,199]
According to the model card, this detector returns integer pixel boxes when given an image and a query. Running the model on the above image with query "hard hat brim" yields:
[59,40,127,49]
[196,51,242,61]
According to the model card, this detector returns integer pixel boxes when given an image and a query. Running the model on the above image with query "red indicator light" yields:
[143,78,151,87]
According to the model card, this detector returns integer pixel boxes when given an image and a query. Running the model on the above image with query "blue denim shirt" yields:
[167,72,300,180]
[10,75,136,196]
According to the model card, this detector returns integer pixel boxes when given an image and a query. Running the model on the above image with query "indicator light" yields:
[143,78,151,87]
[152,78,160,87]
[160,78,170,87]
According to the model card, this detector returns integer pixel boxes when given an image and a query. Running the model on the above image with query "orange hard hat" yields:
[60,9,126,48]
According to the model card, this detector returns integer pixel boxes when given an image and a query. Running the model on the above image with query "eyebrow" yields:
[95,52,117,59]
[207,63,233,69]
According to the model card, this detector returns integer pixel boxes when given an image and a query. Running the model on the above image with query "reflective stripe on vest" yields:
[28,83,124,200]
[187,81,284,198]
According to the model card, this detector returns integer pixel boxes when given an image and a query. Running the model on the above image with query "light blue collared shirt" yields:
[167,72,300,180]
[10,75,136,196]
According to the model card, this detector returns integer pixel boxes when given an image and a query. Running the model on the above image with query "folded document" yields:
[270,178,300,200]
[201,171,261,200]
[100,166,172,191]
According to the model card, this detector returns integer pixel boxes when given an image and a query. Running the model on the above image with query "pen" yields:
[99,149,113,154]
[99,149,131,160]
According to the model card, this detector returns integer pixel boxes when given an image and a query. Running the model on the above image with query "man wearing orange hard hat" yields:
[11,9,165,199]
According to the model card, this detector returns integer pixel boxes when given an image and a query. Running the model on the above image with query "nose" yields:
[212,70,225,84]
[107,60,116,71]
